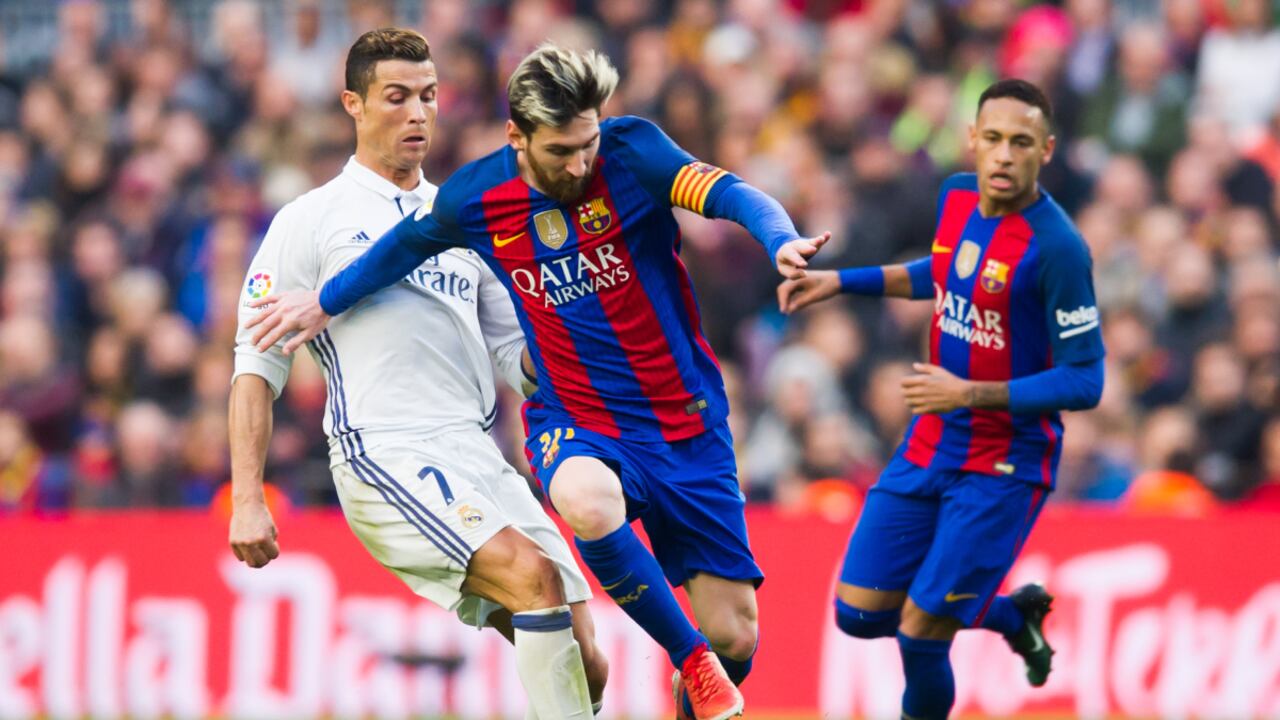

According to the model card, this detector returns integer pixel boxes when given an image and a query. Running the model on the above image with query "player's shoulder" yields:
[939,172,979,197]
[601,114,671,154]
[429,146,520,217]
[1023,190,1088,256]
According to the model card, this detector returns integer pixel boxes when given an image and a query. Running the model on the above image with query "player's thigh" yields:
[333,442,509,617]
[837,466,940,594]
[641,424,762,589]
[479,452,594,609]
[908,472,1049,626]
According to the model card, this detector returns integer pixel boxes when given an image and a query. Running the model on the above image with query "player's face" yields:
[344,59,438,173]
[510,110,601,205]
[969,97,1055,213]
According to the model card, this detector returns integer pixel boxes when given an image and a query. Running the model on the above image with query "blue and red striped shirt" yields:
[901,174,1105,487]
[340,116,753,442]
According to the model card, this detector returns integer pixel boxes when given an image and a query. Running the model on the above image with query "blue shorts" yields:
[839,453,1049,626]
[525,414,763,589]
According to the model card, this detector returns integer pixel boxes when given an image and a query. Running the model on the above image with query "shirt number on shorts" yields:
[538,427,575,469]
[418,466,453,505]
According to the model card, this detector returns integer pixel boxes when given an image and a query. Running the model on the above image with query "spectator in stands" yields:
[0,411,71,514]
[1195,0,1280,142]
[1078,23,1188,177]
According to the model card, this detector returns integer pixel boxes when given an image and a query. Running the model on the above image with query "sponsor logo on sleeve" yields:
[1056,305,1100,339]
[242,270,274,310]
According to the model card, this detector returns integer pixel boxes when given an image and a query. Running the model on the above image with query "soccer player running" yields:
[778,79,1104,719]
[245,43,828,720]
[227,29,607,719]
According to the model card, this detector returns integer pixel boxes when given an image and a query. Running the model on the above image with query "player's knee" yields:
[549,459,626,540]
[703,614,758,661]
[899,601,961,641]
[835,597,901,639]
[502,544,566,611]
[555,492,625,540]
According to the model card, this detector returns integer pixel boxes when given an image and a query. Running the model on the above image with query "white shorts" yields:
[332,428,591,627]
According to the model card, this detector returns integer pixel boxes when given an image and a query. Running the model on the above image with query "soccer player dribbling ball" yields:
[246,43,829,720]
[780,79,1105,720]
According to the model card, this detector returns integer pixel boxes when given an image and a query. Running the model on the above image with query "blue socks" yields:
[979,595,1025,637]
[575,524,705,668]
[835,598,901,639]
[897,632,954,720]
[719,652,753,685]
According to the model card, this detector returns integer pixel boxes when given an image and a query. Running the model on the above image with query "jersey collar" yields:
[342,157,434,205]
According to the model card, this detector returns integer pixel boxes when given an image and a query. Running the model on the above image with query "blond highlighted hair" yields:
[507,42,619,135]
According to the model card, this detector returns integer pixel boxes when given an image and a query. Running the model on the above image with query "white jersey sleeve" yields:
[476,261,529,395]
[232,202,320,398]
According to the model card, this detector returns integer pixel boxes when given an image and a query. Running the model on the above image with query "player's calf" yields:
[468,530,594,718]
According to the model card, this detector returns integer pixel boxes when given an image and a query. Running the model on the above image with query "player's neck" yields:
[514,149,550,197]
[354,149,422,192]
[979,188,1040,218]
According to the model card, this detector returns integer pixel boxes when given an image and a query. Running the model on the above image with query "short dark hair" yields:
[977,79,1054,129]
[345,28,431,99]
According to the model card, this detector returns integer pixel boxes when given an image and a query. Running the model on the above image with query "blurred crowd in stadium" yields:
[0,0,1277,516]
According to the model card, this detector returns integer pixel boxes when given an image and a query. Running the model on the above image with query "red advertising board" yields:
[3,507,1279,718]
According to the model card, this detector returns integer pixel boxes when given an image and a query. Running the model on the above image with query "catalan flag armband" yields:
[670,161,729,215]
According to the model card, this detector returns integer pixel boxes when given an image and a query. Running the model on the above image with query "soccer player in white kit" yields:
[226,29,606,718]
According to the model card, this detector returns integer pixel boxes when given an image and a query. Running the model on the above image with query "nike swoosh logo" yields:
[944,592,979,602]
[601,573,632,592]
[932,239,951,253]
[492,231,526,248]
[1027,625,1046,652]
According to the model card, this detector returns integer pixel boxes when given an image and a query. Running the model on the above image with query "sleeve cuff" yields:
[232,352,289,399]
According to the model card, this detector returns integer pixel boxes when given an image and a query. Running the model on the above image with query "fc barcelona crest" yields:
[534,209,569,249]
[955,240,982,279]
[980,258,1010,293]
[577,198,612,234]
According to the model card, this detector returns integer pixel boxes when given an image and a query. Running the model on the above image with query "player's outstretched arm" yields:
[778,258,932,313]
[228,374,280,568]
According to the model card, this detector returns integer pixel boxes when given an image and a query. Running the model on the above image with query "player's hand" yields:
[901,363,971,415]
[777,270,841,314]
[774,232,831,280]
[229,499,280,568]
[245,289,329,354]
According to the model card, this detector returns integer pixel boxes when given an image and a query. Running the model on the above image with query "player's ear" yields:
[341,90,364,122]
[967,123,977,153]
[505,119,527,152]
[1042,134,1056,165]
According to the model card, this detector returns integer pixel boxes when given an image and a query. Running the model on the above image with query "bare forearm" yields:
[228,375,274,504]
[882,265,916,298]
[966,381,1010,410]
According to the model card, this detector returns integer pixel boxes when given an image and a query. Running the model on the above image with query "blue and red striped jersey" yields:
[901,173,1105,487]
[396,116,742,442]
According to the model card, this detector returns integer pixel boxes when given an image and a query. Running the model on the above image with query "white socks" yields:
[513,605,592,719]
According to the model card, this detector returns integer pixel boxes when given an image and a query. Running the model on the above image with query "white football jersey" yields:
[233,158,527,467]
